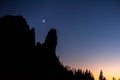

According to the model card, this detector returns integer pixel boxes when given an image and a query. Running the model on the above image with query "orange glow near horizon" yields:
[60,51,120,80]
[61,59,120,80]
[71,65,120,80]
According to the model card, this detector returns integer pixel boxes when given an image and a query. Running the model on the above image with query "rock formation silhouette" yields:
[0,15,94,80]
[0,15,35,80]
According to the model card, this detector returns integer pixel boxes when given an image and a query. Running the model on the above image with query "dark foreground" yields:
[0,15,94,80]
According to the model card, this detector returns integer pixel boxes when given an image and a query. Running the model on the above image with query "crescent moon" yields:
[42,19,45,23]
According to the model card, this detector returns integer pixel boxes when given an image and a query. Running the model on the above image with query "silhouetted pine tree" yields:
[99,70,106,80]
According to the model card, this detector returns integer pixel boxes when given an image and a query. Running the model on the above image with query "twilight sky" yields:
[0,0,120,80]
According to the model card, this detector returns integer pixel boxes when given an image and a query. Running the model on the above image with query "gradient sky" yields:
[1,0,120,80]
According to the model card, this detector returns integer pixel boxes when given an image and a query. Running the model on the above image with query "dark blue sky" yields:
[1,0,120,79]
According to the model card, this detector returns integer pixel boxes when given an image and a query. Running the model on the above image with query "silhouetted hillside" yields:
[0,15,94,80]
